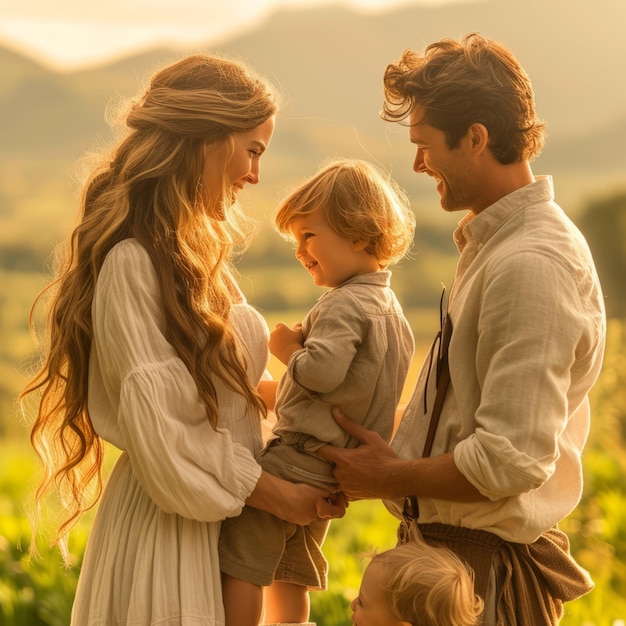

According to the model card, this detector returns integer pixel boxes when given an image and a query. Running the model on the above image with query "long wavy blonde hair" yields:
[20,53,278,560]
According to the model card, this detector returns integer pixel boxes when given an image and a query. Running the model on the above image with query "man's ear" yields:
[468,123,489,154]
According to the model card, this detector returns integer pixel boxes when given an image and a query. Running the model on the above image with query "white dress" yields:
[71,239,269,626]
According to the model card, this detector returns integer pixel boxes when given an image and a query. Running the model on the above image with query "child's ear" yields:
[352,239,369,252]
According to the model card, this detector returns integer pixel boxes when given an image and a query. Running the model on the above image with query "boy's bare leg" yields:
[264,581,309,624]
[222,574,263,626]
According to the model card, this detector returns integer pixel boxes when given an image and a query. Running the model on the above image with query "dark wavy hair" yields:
[382,32,545,164]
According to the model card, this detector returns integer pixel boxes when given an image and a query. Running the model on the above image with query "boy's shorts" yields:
[218,439,337,589]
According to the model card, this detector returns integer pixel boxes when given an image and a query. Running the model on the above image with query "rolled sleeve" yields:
[454,430,552,499]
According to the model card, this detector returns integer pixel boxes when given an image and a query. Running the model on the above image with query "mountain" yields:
[215,0,626,136]
[0,0,625,198]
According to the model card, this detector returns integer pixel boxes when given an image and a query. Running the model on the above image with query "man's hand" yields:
[317,407,401,500]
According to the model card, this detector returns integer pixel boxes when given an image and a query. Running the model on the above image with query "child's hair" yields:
[274,159,415,268]
[372,541,483,626]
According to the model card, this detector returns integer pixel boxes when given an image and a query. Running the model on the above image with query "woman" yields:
[21,53,342,625]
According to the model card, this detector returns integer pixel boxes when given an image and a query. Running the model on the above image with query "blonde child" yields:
[352,539,484,626]
[219,158,416,626]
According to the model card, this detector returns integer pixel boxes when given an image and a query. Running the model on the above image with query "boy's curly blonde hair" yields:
[274,158,415,268]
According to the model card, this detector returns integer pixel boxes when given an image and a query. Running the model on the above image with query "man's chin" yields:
[439,194,469,213]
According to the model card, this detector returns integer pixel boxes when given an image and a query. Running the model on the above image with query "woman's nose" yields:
[246,162,260,184]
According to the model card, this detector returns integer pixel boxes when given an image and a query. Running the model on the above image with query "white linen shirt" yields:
[388,177,606,543]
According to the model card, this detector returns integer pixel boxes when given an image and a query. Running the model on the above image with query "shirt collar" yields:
[338,269,391,289]
[453,176,555,253]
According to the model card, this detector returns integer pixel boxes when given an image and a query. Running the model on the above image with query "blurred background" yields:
[1,0,625,624]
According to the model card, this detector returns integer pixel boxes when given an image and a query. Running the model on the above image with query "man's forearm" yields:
[384,453,488,502]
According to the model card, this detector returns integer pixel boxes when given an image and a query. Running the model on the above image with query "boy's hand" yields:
[269,322,305,365]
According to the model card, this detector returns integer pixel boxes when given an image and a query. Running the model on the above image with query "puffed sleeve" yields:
[91,240,261,521]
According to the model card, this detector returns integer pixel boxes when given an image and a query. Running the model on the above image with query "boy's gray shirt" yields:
[272,270,415,452]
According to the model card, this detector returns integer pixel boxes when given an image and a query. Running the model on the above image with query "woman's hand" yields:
[247,470,346,526]
[257,379,278,412]
[317,490,347,519]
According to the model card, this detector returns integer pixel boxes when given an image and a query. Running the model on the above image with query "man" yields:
[318,33,606,624]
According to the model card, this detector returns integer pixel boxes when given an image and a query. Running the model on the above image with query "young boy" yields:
[219,159,416,626]
[352,538,483,626]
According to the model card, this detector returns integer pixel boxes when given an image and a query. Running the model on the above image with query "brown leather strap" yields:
[403,301,452,523]
[421,356,450,457]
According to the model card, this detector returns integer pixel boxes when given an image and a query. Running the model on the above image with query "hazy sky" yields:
[0,0,480,71]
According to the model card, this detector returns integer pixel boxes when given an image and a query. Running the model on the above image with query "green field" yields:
[2,320,626,624]
[1,244,625,624]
